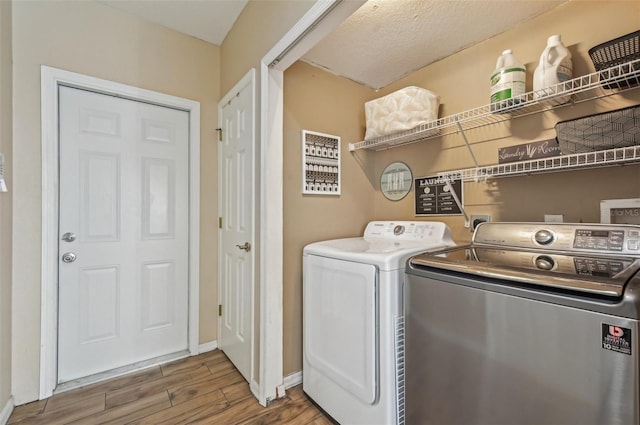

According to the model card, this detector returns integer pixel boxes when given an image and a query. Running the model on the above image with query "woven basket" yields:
[588,30,640,89]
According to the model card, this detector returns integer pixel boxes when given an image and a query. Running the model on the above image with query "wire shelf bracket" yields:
[349,58,640,152]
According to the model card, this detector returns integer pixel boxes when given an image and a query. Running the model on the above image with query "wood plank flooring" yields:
[8,350,335,425]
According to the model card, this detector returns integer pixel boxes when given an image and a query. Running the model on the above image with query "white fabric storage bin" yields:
[364,86,440,141]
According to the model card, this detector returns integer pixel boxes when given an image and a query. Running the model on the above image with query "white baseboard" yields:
[198,340,218,354]
[1,396,14,425]
[250,379,264,406]
[283,370,302,389]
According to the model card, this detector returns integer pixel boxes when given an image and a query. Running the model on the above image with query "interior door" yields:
[218,74,255,382]
[57,86,190,383]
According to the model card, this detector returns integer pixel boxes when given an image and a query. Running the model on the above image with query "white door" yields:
[218,73,255,382]
[57,86,190,383]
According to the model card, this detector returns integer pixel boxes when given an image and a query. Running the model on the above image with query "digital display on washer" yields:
[574,229,624,251]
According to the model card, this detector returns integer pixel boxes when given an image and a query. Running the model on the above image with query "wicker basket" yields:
[589,30,640,89]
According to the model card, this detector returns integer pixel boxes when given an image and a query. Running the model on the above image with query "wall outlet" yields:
[544,214,564,223]
[471,214,491,231]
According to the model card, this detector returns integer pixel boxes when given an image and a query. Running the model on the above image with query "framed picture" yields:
[380,161,412,201]
[414,175,463,216]
[302,130,340,195]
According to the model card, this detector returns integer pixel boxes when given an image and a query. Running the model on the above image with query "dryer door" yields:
[304,255,378,404]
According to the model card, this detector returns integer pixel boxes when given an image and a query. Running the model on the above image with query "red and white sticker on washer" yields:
[602,324,632,355]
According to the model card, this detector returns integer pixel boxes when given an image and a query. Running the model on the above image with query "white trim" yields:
[283,371,302,390]
[0,397,13,425]
[198,340,218,354]
[39,66,201,399]
[258,0,365,407]
[217,68,256,390]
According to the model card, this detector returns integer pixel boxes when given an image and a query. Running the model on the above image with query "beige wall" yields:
[11,1,219,403]
[220,0,315,385]
[283,61,376,375]
[220,0,316,95]
[281,0,640,375]
[0,0,12,414]
[370,0,640,243]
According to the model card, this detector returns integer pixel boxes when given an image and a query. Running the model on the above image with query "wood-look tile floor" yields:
[8,350,335,425]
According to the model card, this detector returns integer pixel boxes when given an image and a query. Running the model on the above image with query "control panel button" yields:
[535,255,555,270]
[628,240,639,250]
[534,229,554,245]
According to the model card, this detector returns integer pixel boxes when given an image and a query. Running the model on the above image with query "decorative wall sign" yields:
[380,162,413,201]
[498,139,561,164]
[414,175,463,216]
[302,130,340,195]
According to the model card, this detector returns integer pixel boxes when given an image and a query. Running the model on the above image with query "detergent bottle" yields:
[533,34,573,105]
[490,49,526,113]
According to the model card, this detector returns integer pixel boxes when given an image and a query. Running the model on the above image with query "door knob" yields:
[236,242,251,252]
[61,232,76,242]
[61,252,77,263]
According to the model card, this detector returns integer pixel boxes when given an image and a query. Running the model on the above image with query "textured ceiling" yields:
[302,0,567,89]
[96,0,567,89]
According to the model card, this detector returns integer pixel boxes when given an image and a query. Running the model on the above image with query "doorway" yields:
[57,85,190,383]
[217,69,256,384]
[40,66,201,397]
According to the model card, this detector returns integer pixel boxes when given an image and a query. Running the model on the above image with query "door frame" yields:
[39,66,201,398]
[217,68,256,383]
[258,0,365,405]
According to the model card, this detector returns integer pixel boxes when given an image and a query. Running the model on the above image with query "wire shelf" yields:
[349,58,640,152]
[438,145,640,182]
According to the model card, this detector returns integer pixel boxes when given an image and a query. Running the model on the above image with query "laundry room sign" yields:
[498,138,561,164]
[414,175,463,216]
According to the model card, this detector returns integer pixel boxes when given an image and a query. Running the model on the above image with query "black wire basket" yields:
[588,30,640,90]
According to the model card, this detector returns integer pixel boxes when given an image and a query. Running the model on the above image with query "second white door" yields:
[58,86,190,383]
[218,72,255,383]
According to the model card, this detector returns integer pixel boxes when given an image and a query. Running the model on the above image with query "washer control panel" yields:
[364,221,453,244]
[474,222,640,254]
[573,229,626,252]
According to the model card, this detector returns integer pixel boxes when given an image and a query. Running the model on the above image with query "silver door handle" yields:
[236,242,251,252]
[61,232,76,242]
[61,252,76,263]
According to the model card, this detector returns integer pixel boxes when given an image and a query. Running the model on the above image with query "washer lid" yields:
[409,245,640,298]
[304,237,453,271]
[304,221,454,271]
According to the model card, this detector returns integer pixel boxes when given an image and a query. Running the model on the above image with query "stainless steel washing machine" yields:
[405,222,640,425]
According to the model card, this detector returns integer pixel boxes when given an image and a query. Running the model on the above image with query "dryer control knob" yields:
[534,229,554,245]
[535,255,555,270]
[394,225,405,235]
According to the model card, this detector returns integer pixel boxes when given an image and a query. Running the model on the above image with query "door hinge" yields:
[219,217,223,228]
[218,304,222,316]
[215,128,223,142]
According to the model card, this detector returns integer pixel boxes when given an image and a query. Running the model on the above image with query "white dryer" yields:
[302,221,454,425]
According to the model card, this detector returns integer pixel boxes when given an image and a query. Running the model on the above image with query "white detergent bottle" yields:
[490,49,526,113]
[533,34,573,105]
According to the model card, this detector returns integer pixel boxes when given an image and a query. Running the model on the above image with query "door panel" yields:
[58,86,189,383]
[79,152,120,241]
[219,76,255,383]
[79,266,119,343]
[303,255,378,404]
